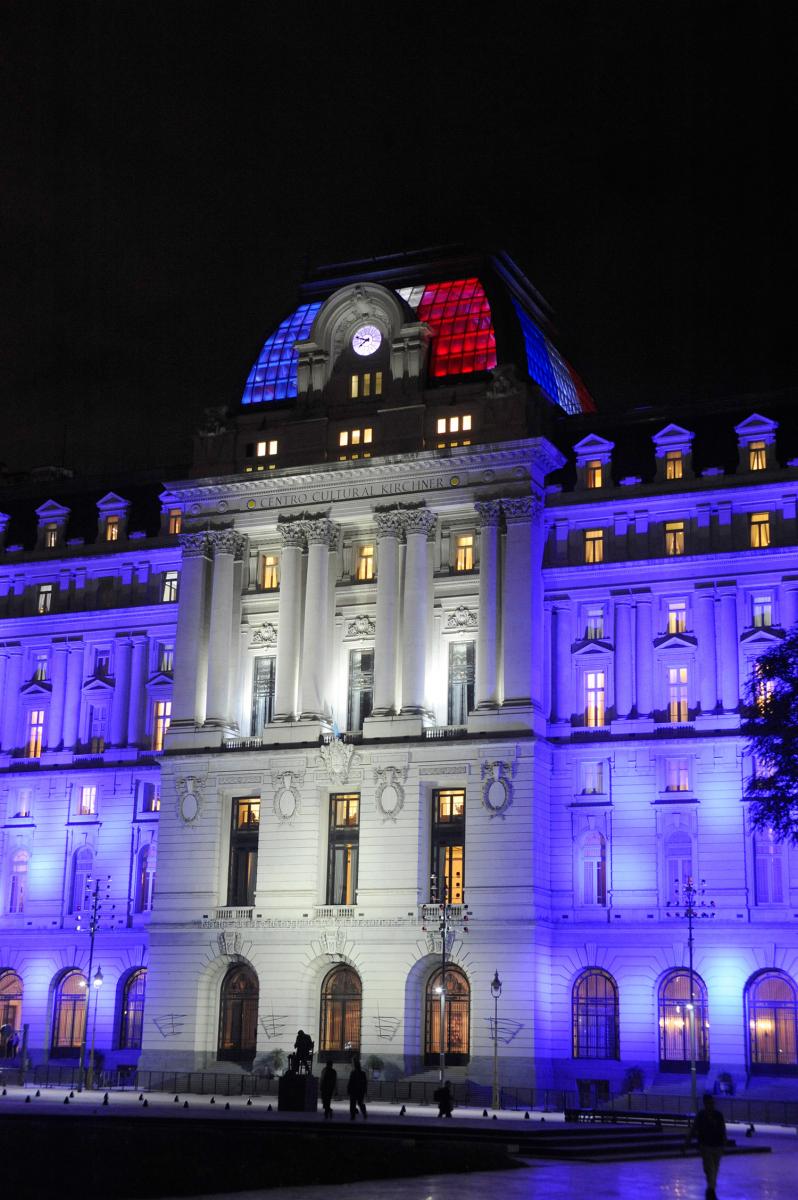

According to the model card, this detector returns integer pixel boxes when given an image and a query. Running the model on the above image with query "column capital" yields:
[374,510,405,540]
[502,495,542,524]
[401,508,437,539]
[475,500,502,527]
[207,528,247,559]
[303,518,339,548]
[278,520,307,549]
[179,531,212,558]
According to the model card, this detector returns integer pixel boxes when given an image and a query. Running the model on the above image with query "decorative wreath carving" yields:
[270,769,303,823]
[373,765,407,822]
[481,761,513,819]
[176,776,204,825]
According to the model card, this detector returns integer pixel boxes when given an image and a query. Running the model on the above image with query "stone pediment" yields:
[82,677,114,695]
[96,491,130,513]
[653,632,698,651]
[572,640,613,657]
[20,679,52,697]
[740,627,784,647]
[146,671,174,688]
[35,499,71,521]
[573,434,614,463]
[734,413,777,439]
[652,424,694,450]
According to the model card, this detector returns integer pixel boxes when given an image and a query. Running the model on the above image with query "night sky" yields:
[2,1,795,478]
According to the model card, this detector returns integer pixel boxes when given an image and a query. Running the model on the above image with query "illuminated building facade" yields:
[2,248,797,1094]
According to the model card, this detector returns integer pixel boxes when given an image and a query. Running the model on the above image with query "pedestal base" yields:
[266,719,332,745]
[278,1072,318,1112]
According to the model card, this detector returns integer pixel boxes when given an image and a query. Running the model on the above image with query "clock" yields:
[351,324,382,356]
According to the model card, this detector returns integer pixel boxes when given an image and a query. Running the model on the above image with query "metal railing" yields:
[424,725,468,740]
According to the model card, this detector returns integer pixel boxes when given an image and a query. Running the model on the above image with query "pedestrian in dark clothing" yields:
[347,1056,368,1120]
[320,1061,337,1119]
[689,1092,727,1199]
[293,1029,313,1073]
[435,1080,454,1118]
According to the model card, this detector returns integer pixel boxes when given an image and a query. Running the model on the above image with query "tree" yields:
[742,626,798,843]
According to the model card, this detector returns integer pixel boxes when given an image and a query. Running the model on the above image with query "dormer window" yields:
[44,523,59,548]
[37,584,53,614]
[168,509,182,535]
[665,450,683,480]
[105,515,120,542]
[350,372,382,399]
[586,460,603,489]
[749,440,767,471]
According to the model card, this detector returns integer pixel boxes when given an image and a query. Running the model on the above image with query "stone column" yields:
[110,636,132,746]
[204,530,246,727]
[300,519,338,720]
[273,522,305,722]
[782,585,798,631]
[695,590,718,715]
[501,496,542,708]
[127,635,148,746]
[634,596,654,718]
[46,641,70,749]
[371,511,404,716]
[474,501,502,709]
[718,591,740,712]
[552,602,574,723]
[62,642,85,750]
[0,645,22,751]
[170,533,212,726]
[614,596,634,719]
[400,508,437,714]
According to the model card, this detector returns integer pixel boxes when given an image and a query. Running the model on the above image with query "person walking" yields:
[435,1080,454,1118]
[689,1092,727,1200]
[320,1061,337,1119]
[347,1056,368,1121]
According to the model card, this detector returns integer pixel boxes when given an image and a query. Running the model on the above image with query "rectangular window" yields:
[454,533,474,572]
[251,655,276,734]
[228,797,260,907]
[158,644,174,674]
[34,653,49,682]
[665,759,690,792]
[87,704,107,753]
[584,671,606,727]
[37,584,53,614]
[667,666,689,723]
[162,571,179,602]
[350,374,359,399]
[350,374,381,399]
[585,606,604,639]
[256,440,278,458]
[355,544,374,582]
[667,601,687,634]
[754,832,784,904]
[141,783,161,813]
[750,512,771,549]
[436,414,472,447]
[26,709,45,758]
[752,595,773,628]
[260,553,279,590]
[749,440,767,471]
[45,523,58,548]
[665,450,683,480]
[665,521,685,556]
[338,428,373,460]
[347,650,373,732]
[166,509,182,535]
[327,793,359,906]
[584,530,603,564]
[431,789,465,903]
[582,761,605,794]
[78,785,97,816]
[105,515,120,542]
[15,787,32,818]
[93,648,111,678]
[448,641,475,724]
[586,459,603,489]
[152,700,171,751]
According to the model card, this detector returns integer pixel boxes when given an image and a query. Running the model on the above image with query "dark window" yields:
[135,844,156,913]
[347,650,373,732]
[119,969,147,1050]
[447,642,474,724]
[431,789,465,903]
[746,971,798,1072]
[218,964,258,1063]
[572,969,619,1059]
[51,970,87,1056]
[251,656,276,734]
[424,965,470,1066]
[658,970,709,1070]
[319,965,361,1057]
[326,794,359,906]
[70,847,93,914]
[228,798,260,907]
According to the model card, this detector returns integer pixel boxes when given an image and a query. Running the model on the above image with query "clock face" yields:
[352,324,382,356]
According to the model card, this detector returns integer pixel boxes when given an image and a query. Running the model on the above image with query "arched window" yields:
[579,832,607,906]
[51,970,87,1057]
[664,831,693,902]
[217,964,258,1063]
[424,965,470,1066]
[0,971,23,1050]
[70,846,93,914]
[319,965,361,1058]
[7,850,29,914]
[119,969,147,1050]
[658,970,709,1069]
[573,969,619,1059]
[135,844,156,913]
[746,971,798,1072]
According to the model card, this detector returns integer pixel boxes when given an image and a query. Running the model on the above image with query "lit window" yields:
[665,759,690,792]
[749,440,767,471]
[168,509,182,535]
[755,669,775,713]
[158,644,174,674]
[432,789,465,903]
[585,671,606,727]
[665,521,685,556]
[162,571,178,602]
[37,584,53,614]
[120,969,147,1049]
[15,788,32,818]
[44,523,58,548]
[414,278,497,377]
[87,703,107,752]
[750,512,771,549]
[585,607,604,639]
[26,709,45,758]
[665,450,683,480]
[260,554,279,590]
[582,761,605,794]
[141,783,160,813]
[753,595,773,628]
[355,544,374,582]
[78,786,97,816]
[8,850,29,914]
[435,414,472,447]
[338,428,373,460]
[580,832,607,905]
[455,534,474,572]
[350,374,358,399]
[667,601,687,634]
[586,459,603,489]
[327,793,360,906]
[135,846,156,913]
[34,653,49,682]
[350,373,382,399]
[667,666,689,723]
[572,969,619,1059]
[256,440,278,458]
[584,529,604,564]
[152,700,171,751]
[105,516,120,542]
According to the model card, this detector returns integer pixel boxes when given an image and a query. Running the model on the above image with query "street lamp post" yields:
[423,871,471,1085]
[491,970,502,1110]
[671,876,715,1113]
[76,874,112,1092]
[86,966,103,1091]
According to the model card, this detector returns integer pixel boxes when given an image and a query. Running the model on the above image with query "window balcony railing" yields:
[419,902,464,921]
[213,907,254,921]
[314,905,356,920]
[224,737,263,751]
[424,725,467,740]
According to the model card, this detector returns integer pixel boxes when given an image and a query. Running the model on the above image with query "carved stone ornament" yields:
[303,518,338,547]
[251,622,277,646]
[179,531,211,558]
[176,776,203,825]
[197,406,229,437]
[277,520,307,549]
[475,500,502,528]
[207,528,247,559]
[217,930,242,957]
[486,363,522,398]
[345,614,375,639]
[374,511,405,540]
[401,508,437,539]
[318,737,358,785]
[373,765,407,822]
[481,760,513,819]
[502,495,542,523]
[271,769,303,823]
[445,606,477,631]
